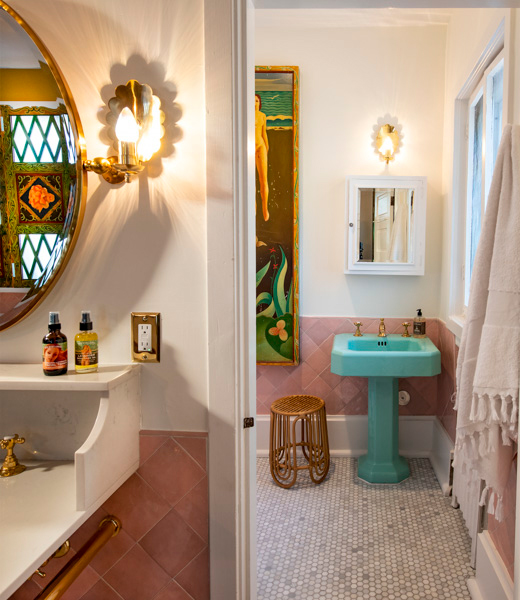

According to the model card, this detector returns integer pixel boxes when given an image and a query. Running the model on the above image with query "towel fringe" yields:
[488,490,496,516]
[479,485,490,506]
[495,496,505,522]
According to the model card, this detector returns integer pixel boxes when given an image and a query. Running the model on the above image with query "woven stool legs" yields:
[269,405,330,488]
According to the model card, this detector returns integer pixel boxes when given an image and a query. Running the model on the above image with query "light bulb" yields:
[115,107,139,143]
[380,135,395,158]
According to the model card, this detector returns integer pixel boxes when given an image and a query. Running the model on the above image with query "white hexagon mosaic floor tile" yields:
[257,458,474,600]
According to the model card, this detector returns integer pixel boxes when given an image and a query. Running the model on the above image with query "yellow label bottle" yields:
[75,311,98,373]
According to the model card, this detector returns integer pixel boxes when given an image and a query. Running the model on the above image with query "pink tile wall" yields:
[488,458,516,580]
[436,320,458,442]
[9,432,209,600]
[257,316,439,417]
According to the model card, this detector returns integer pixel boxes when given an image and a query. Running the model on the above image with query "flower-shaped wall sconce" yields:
[84,80,164,184]
[372,115,403,164]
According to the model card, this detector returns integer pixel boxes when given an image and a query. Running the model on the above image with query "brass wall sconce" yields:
[372,116,402,164]
[84,80,164,184]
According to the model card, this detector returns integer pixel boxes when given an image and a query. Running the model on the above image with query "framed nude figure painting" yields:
[255,66,299,365]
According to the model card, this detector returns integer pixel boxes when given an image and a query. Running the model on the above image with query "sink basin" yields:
[330,333,440,484]
[331,334,441,378]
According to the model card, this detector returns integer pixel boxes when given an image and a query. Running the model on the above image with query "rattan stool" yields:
[269,395,330,488]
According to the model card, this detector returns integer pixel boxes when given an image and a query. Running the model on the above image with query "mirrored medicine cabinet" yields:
[345,176,427,276]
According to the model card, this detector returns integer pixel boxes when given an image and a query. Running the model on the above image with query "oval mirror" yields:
[0,1,86,331]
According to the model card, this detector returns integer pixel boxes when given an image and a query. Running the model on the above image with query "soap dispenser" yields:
[413,309,426,338]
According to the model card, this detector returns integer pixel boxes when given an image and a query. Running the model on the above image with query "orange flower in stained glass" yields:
[28,184,54,211]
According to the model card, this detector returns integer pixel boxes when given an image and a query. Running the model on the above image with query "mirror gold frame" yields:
[0,1,87,331]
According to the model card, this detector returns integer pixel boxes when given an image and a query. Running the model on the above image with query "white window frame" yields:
[448,19,510,339]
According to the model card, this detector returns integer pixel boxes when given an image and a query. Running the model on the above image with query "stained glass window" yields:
[19,233,58,280]
[11,114,66,163]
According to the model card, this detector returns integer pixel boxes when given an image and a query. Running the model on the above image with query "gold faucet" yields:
[401,322,411,337]
[0,434,26,477]
[353,322,363,337]
[378,318,387,337]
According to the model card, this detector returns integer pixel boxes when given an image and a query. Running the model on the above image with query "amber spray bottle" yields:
[75,311,98,373]
[42,312,68,376]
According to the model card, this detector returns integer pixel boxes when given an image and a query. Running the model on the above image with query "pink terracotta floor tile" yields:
[174,548,210,600]
[68,509,135,577]
[79,580,124,600]
[138,439,206,507]
[104,544,170,600]
[61,565,100,600]
[140,510,206,578]
[140,435,168,466]
[173,476,209,542]
[101,474,170,541]
[7,578,42,600]
[153,580,193,600]
[175,437,207,472]
[69,508,108,552]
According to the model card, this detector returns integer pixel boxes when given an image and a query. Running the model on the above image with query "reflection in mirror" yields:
[346,176,426,276]
[357,188,414,264]
[0,2,85,330]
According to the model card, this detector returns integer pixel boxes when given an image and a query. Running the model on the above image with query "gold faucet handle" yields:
[0,434,25,450]
[378,318,386,337]
[353,322,363,337]
[401,322,411,337]
[0,434,26,477]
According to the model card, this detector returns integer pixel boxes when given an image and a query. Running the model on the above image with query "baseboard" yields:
[467,532,513,600]
[257,414,449,461]
[430,418,455,495]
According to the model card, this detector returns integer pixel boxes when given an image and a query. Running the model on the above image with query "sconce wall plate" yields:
[372,115,402,164]
[84,80,164,184]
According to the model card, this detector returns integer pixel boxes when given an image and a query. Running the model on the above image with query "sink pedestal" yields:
[358,376,409,484]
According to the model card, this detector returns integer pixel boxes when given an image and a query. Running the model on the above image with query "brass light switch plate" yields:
[131,312,160,363]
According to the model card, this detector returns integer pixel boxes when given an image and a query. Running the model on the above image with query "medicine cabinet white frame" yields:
[345,175,427,276]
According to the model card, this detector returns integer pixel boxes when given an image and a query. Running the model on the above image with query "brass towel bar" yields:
[35,516,121,600]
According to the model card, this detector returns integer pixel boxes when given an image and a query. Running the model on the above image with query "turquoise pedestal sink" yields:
[331,334,441,483]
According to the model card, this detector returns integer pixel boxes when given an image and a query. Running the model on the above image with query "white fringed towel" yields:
[454,124,520,521]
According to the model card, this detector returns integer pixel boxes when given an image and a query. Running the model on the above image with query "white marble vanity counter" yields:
[0,364,140,599]
[0,363,138,391]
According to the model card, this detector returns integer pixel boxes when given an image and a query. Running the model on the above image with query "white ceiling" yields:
[255,0,518,8]
[255,8,454,28]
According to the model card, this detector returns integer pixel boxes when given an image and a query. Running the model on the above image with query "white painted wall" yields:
[256,15,446,318]
[0,0,209,431]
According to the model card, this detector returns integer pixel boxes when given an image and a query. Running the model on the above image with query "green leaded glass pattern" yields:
[11,114,64,163]
[19,233,58,280]
[0,105,74,287]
